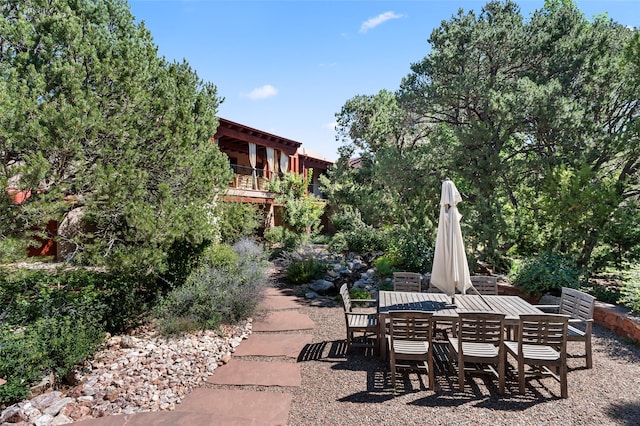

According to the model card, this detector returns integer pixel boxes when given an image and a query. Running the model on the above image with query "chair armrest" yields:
[351,298,378,307]
[534,304,560,313]
[569,318,594,324]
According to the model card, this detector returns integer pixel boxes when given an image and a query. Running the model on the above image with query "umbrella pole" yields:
[469,284,492,310]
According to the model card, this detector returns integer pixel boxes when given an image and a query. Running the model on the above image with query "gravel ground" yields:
[256,282,640,426]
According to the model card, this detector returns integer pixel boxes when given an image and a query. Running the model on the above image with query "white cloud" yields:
[360,11,403,33]
[323,121,337,131]
[244,84,278,100]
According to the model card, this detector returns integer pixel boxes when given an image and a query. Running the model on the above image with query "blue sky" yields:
[128,0,640,160]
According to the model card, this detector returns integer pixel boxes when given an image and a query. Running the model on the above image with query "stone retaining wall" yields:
[498,283,640,344]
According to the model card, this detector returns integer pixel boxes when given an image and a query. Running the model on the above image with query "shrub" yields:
[329,227,388,254]
[511,252,583,296]
[0,312,104,406]
[620,266,640,315]
[328,232,348,254]
[374,255,397,281]
[330,207,366,232]
[264,226,301,251]
[348,287,373,307]
[285,258,327,285]
[154,239,268,335]
[0,237,27,263]
[215,201,262,244]
[387,229,434,273]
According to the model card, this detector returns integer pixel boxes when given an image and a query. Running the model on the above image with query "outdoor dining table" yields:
[377,290,544,359]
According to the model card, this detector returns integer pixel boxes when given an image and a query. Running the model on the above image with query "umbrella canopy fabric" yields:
[430,179,472,297]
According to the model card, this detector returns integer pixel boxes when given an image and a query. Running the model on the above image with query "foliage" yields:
[0,237,27,263]
[349,287,371,305]
[0,268,109,406]
[329,206,367,233]
[619,266,640,315]
[275,172,325,242]
[215,201,263,244]
[329,227,389,254]
[0,267,157,334]
[374,255,397,281]
[386,228,434,273]
[153,239,268,335]
[327,232,349,254]
[263,226,301,252]
[511,253,583,296]
[0,0,232,275]
[285,258,328,285]
[327,0,640,275]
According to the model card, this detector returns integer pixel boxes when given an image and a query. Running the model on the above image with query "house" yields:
[214,118,333,229]
[8,118,334,259]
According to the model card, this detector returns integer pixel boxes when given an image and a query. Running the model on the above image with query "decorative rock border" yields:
[593,301,640,343]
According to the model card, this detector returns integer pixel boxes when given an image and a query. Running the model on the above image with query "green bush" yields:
[620,266,640,315]
[511,252,583,296]
[348,287,373,307]
[329,227,388,254]
[387,229,434,273]
[0,237,27,263]
[215,201,262,244]
[330,207,366,232]
[285,258,327,285]
[374,255,397,281]
[154,239,268,335]
[0,312,104,406]
[163,239,210,289]
[328,232,348,254]
[264,226,302,251]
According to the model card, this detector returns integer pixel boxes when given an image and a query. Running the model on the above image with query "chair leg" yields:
[518,359,526,394]
[390,354,397,390]
[498,353,505,395]
[560,362,568,398]
[458,357,465,392]
[585,336,593,369]
[428,356,435,391]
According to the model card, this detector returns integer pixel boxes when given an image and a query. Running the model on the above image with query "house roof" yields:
[297,147,334,169]
[214,118,302,156]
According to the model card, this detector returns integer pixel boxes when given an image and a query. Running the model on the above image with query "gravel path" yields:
[280,287,640,426]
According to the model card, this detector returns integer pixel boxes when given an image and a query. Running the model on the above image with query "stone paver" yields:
[259,295,303,311]
[234,333,313,358]
[207,359,301,387]
[252,311,315,332]
[175,388,291,425]
[75,411,271,426]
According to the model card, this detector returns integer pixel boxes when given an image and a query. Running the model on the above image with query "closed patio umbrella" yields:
[430,179,472,303]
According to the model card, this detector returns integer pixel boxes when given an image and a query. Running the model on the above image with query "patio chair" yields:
[448,312,506,394]
[470,276,498,295]
[387,310,435,391]
[339,284,378,355]
[535,287,595,369]
[504,314,570,398]
[393,272,422,292]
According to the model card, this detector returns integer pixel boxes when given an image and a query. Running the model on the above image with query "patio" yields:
[285,290,640,425]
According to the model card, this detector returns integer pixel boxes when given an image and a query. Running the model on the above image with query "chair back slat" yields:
[457,312,505,344]
[470,276,498,295]
[388,311,433,341]
[519,314,569,347]
[393,272,422,292]
[340,283,352,312]
[559,287,595,321]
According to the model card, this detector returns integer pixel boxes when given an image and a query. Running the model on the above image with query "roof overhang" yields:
[214,118,301,156]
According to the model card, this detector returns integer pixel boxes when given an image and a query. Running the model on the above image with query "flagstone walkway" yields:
[77,287,313,425]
